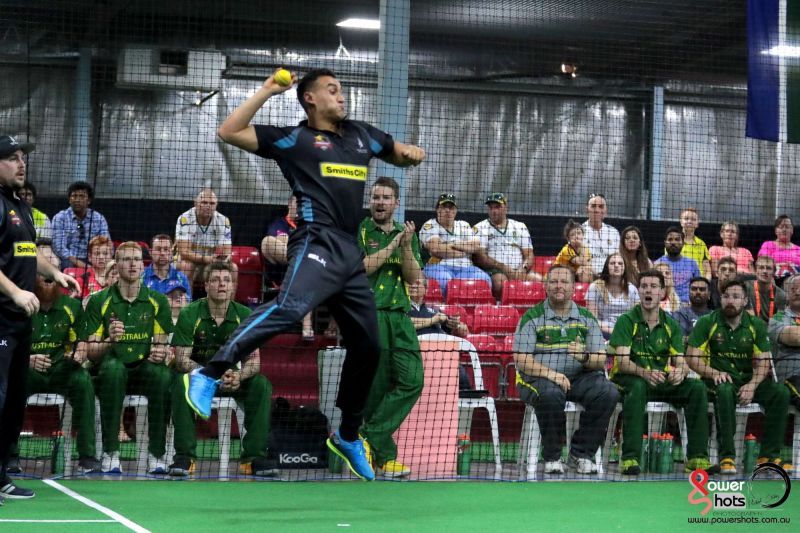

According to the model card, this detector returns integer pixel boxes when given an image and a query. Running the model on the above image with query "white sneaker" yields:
[544,460,565,474]
[148,454,168,475]
[568,454,598,474]
[101,452,122,474]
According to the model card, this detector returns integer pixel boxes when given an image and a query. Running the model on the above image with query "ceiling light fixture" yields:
[761,45,800,57]
[336,18,380,30]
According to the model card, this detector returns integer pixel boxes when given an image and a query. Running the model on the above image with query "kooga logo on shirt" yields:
[320,163,368,181]
[279,453,319,464]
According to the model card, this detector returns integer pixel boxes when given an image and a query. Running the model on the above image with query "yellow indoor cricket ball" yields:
[275,69,292,87]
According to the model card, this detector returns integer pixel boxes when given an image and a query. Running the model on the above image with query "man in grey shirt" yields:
[513,264,619,475]
[673,277,712,344]
[767,274,800,411]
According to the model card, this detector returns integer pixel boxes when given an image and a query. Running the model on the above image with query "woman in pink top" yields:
[758,214,800,278]
[709,221,754,277]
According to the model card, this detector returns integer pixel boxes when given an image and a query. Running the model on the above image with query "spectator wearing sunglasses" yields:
[582,193,620,276]
[52,181,110,269]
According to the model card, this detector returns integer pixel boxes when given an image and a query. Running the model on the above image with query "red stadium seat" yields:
[501,280,545,308]
[471,305,520,335]
[572,282,589,307]
[445,279,494,306]
[260,334,322,407]
[466,334,499,355]
[231,246,263,305]
[462,362,502,399]
[424,278,443,304]
[533,256,556,277]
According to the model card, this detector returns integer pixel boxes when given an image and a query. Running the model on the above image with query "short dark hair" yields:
[688,276,709,289]
[204,261,234,283]
[638,269,665,288]
[297,69,337,112]
[547,263,576,283]
[717,256,737,270]
[720,278,746,295]
[151,234,172,247]
[372,176,400,199]
[67,181,94,200]
[665,226,683,240]
[20,181,36,197]
[775,214,792,229]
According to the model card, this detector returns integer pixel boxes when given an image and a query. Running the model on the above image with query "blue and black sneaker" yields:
[184,369,219,420]
[326,430,375,481]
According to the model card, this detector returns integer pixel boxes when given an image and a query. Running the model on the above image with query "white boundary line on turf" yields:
[0,519,117,523]
[43,479,151,533]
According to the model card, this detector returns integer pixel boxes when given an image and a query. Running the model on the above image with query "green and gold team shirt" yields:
[687,309,770,385]
[31,294,83,365]
[171,298,252,366]
[81,284,173,366]
[513,300,605,380]
[357,217,423,312]
[608,304,682,377]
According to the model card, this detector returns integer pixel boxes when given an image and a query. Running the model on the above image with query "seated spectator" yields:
[709,221,754,277]
[758,214,800,280]
[419,194,490,297]
[687,280,790,475]
[143,234,192,301]
[407,277,471,390]
[260,195,314,339]
[746,255,786,322]
[586,253,639,339]
[103,260,119,287]
[619,226,652,285]
[555,219,593,282]
[5,245,101,475]
[52,181,111,269]
[407,278,469,337]
[175,188,235,283]
[82,242,173,474]
[18,181,52,243]
[678,208,711,278]
[582,193,620,274]
[473,193,540,300]
[673,277,712,343]
[608,268,711,476]
[513,264,619,475]
[64,235,114,300]
[170,262,274,477]
[709,256,738,310]
[767,274,800,412]
[654,262,682,313]
[655,226,700,304]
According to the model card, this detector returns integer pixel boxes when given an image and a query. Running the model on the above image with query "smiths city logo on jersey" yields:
[320,163,368,181]
[14,241,36,257]
[313,134,332,151]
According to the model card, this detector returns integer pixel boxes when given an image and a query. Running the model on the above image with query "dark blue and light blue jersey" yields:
[254,120,394,235]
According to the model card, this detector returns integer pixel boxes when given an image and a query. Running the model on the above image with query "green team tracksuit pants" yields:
[94,357,172,457]
[360,310,424,467]
[613,374,710,461]
[171,372,272,461]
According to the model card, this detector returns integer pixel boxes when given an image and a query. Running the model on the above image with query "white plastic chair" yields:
[789,405,800,480]
[95,395,149,473]
[27,393,74,477]
[421,334,503,479]
[213,397,246,477]
[518,402,605,481]
[708,402,765,469]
